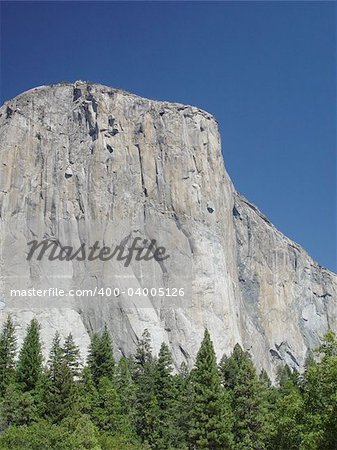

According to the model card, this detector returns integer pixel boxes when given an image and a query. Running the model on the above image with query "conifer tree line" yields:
[0,315,336,449]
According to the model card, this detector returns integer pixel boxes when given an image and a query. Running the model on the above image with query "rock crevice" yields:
[0,81,336,380]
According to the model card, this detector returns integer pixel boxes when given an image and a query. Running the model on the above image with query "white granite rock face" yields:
[0,82,336,378]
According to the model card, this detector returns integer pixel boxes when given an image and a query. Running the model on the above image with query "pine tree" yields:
[225,344,267,450]
[271,379,304,450]
[16,318,43,392]
[0,383,37,428]
[62,414,101,449]
[152,342,178,449]
[115,357,137,438]
[189,329,233,450]
[77,366,99,416]
[48,332,64,381]
[133,329,159,447]
[63,333,81,377]
[258,369,278,449]
[42,332,78,423]
[0,315,17,395]
[87,324,115,384]
[155,343,174,409]
[259,369,271,388]
[134,328,153,369]
[174,362,194,448]
[317,329,337,357]
[301,331,337,450]
[219,350,240,391]
[276,364,300,391]
[93,376,122,433]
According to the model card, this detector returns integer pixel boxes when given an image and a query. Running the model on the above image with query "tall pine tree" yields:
[115,357,137,438]
[42,332,78,423]
[16,318,43,392]
[301,331,337,450]
[189,329,233,449]
[0,315,17,395]
[133,329,159,447]
[221,344,267,450]
[93,376,122,434]
[152,342,178,449]
[87,324,115,385]
[63,333,81,377]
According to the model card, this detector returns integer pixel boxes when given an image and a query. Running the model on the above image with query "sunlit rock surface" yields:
[0,82,336,379]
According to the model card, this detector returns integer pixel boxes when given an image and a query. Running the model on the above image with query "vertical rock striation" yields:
[0,81,336,379]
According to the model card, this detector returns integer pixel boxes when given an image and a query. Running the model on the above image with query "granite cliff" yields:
[0,81,336,380]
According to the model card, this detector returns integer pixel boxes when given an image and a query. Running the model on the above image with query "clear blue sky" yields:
[0,1,336,271]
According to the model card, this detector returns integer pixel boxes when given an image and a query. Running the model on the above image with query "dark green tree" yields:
[152,342,178,449]
[317,329,337,357]
[77,366,99,416]
[134,329,153,369]
[272,362,303,449]
[115,357,137,438]
[301,331,337,450]
[271,378,304,450]
[223,344,267,450]
[0,315,17,395]
[133,329,159,448]
[174,362,194,447]
[87,324,115,384]
[276,364,300,391]
[189,329,233,449]
[16,318,43,392]
[63,333,81,377]
[62,414,101,449]
[0,383,37,429]
[259,369,271,388]
[48,332,64,381]
[0,416,101,450]
[42,332,78,423]
[93,376,122,433]
[258,369,278,449]
[219,351,240,391]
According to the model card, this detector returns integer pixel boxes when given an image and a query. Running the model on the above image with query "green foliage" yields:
[0,420,70,450]
[0,383,37,429]
[99,432,150,450]
[300,332,337,450]
[220,344,271,450]
[317,329,337,357]
[16,318,43,392]
[115,357,137,436]
[1,317,336,450]
[259,369,271,388]
[174,362,194,447]
[134,328,153,369]
[277,364,300,390]
[272,383,304,449]
[232,348,267,449]
[189,329,233,449]
[87,325,115,385]
[77,366,99,415]
[63,333,81,377]
[0,315,17,395]
[0,416,101,450]
[152,342,179,449]
[133,329,159,447]
[93,376,121,433]
[41,332,78,422]
[61,414,101,449]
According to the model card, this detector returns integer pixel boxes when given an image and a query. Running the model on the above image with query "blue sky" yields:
[0,1,336,271]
